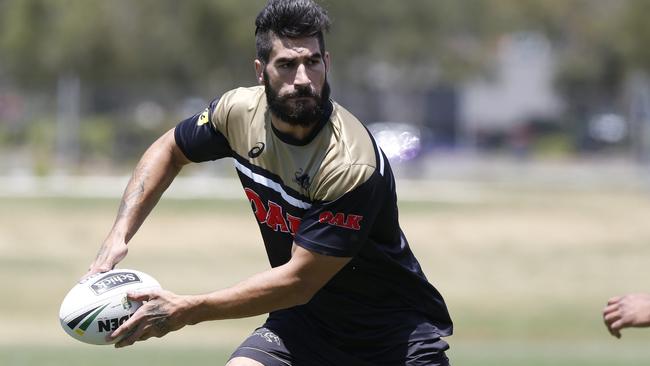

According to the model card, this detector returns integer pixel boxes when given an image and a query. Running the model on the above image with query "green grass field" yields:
[2,182,650,365]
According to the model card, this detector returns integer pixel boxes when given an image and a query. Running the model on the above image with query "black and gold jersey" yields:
[175,85,452,345]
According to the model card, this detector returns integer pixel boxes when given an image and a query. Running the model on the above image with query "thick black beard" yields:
[264,71,331,127]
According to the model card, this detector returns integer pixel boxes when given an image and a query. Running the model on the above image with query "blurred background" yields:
[2,0,650,179]
[2,0,650,365]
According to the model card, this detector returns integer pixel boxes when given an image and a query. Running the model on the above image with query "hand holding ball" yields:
[59,269,161,345]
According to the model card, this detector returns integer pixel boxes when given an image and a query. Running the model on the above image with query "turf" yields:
[2,182,650,365]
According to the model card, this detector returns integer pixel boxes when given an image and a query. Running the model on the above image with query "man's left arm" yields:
[603,293,650,338]
[108,245,350,347]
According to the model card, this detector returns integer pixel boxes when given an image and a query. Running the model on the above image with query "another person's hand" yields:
[603,293,650,338]
[81,240,129,282]
[107,289,193,348]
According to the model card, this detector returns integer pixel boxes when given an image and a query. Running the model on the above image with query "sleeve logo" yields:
[197,108,210,126]
[318,211,363,231]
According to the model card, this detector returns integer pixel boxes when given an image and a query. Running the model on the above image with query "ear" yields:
[323,51,331,74]
[254,59,265,85]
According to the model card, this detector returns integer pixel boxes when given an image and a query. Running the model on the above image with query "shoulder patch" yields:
[197,108,210,126]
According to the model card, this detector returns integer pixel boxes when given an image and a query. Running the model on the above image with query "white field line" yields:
[0,175,486,204]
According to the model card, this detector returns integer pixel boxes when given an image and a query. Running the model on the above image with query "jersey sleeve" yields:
[295,169,385,257]
[174,98,232,162]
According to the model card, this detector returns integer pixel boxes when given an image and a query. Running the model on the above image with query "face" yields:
[256,35,331,127]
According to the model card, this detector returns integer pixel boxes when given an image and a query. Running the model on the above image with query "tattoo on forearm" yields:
[117,166,148,220]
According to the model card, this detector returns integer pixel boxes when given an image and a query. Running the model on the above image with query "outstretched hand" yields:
[81,240,129,282]
[603,293,650,338]
[108,289,193,348]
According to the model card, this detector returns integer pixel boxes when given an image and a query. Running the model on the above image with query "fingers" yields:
[108,291,169,348]
[127,289,158,302]
[82,242,129,282]
[603,300,620,338]
[111,316,169,348]
[603,309,622,338]
[79,267,110,283]
[107,308,144,343]
[609,319,624,339]
[138,317,169,342]
[607,296,622,305]
[108,307,150,347]
[603,303,618,315]
[104,291,155,342]
[115,320,148,348]
[603,309,620,323]
[603,298,633,339]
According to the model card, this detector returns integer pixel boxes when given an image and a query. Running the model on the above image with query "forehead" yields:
[268,35,321,61]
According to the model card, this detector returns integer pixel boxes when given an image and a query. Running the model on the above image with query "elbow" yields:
[291,280,321,306]
[161,128,191,169]
[294,291,314,306]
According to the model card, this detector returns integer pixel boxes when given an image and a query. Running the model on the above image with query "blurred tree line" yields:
[1,0,650,173]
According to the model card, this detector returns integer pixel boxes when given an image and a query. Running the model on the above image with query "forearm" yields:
[110,134,183,243]
[184,265,309,324]
[93,129,188,269]
[179,247,350,325]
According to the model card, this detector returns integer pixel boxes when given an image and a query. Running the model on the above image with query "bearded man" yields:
[85,1,453,365]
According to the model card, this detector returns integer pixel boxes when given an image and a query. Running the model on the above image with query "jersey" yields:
[174,85,453,351]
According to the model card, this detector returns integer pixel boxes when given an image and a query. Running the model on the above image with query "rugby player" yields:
[85,0,453,364]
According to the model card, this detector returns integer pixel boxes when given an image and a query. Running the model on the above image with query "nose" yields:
[294,64,311,87]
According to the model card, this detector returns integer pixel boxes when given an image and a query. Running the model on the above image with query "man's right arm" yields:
[86,128,191,277]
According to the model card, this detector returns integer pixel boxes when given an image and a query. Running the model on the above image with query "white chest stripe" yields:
[378,147,385,176]
[234,160,312,210]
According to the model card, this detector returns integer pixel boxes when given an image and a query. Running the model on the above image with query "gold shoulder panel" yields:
[310,103,378,202]
[210,85,266,141]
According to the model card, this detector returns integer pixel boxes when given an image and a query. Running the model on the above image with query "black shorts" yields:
[229,322,450,366]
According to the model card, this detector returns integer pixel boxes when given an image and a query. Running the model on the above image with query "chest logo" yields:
[245,188,302,236]
[248,142,265,158]
[294,168,311,190]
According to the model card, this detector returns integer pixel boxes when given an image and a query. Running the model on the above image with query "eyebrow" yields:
[275,53,323,63]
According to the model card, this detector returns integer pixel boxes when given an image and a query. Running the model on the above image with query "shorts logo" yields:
[248,142,265,158]
[252,329,282,346]
[91,272,141,295]
[318,211,363,231]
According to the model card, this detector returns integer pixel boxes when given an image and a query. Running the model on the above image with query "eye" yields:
[277,61,295,70]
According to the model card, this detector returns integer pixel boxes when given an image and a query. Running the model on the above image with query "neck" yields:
[270,115,318,142]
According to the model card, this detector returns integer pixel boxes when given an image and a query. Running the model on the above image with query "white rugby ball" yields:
[59,269,161,345]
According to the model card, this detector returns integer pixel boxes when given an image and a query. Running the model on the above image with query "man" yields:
[603,293,650,338]
[85,0,453,364]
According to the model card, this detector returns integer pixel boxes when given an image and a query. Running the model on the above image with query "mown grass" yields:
[1,183,650,365]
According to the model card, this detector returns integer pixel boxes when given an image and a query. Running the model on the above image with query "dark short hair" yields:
[255,0,331,64]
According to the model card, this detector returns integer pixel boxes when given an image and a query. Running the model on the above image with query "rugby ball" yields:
[59,269,161,345]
